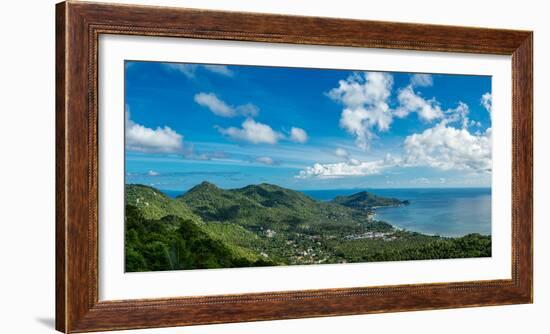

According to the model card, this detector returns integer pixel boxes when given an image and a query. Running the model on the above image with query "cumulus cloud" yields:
[217,118,283,144]
[298,151,401,179]
[255,156,275,165]
[125,111,184,154]
[481,92,492,120]
[410,74,433,87]
[445,102,470,128]
[289,127,308,143]
[214,117,307,145]
[394,85,443,121]
[382,153,401,166]
[327,72,393,150]
[298,120,492,178]
[402,122,491,173]
[348,158,362,166]
[322,74,492,176]
[442,101,485,130]
[334,148,349,158]
[164,63,233,78]
[194,93,258,118]
[297,160,386,179]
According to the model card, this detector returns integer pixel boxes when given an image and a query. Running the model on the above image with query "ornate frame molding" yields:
[56,1,532,332]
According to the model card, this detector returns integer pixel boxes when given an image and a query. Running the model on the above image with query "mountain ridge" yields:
[124,182,491,272]
[125,204,274,271]
[176,182,374,230]
[332,190,409,210]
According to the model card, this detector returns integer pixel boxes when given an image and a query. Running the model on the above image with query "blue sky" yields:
[125,61,492,191]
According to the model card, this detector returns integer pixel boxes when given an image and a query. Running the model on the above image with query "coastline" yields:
[158,186,491,238]
[125,183,492,272]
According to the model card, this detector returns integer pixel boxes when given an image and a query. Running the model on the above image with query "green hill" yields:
[236,183,316,209]
[126,184,202,223]
[125,183,276,269]
[125,182,490,271]
[332,191,409,210]
[177,182,374,233]
[176,181,264,223]
[125,204,274,272]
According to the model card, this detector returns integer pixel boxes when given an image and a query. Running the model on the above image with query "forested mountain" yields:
[332,191,409,209]
[177,181,367,229]
[125,205,274,272]
[125,183,491,272]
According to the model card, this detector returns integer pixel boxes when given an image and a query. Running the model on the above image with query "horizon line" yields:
[126,182,491,193]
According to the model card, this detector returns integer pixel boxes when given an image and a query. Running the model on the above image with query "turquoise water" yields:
[161,187,491,238]
[162,189,186,198]
[302,188,491,237]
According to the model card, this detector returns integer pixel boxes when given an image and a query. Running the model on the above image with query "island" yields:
[332,191,409,209]
[125,182,491,272]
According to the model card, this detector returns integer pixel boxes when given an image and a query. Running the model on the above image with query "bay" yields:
[302,188,491,237]
[161,187,491,238]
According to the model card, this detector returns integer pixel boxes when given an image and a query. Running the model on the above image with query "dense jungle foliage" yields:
[125,183,491,272]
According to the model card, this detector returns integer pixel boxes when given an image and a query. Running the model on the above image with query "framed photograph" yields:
[56,1,533,332]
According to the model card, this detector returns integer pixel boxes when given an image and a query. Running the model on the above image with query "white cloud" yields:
[332,148,376,167]
[201,65,234,77]
[299,118,493,177]
[444,102,486,129]
[481,92,492,120]
[194,93,258,118]
[255,156,275,165]
[217,118,283,144]
[471,120,482,127]
[164,63,197,78]
[297,160,386,179]
[194,93,234,117]
[164,63,233,78]
[125,111,184,154]
[403,122,491,173]
[235,103,260,117]
[147,170,160,176]
[410,74,433,87]
[183,144,229,161]
[289,127,308,143]
[445,102,470,128]
[383,153,401,166]
[348,158,362,166]
[334,148,349,158]
[327,72,393,150]
[411,177,431,185]
[394,85,443,121]
[298,152,400,179]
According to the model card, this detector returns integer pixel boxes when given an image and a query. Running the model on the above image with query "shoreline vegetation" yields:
[125,182,491,272]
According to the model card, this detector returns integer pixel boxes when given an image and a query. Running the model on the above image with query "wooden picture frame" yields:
[56,1,533,332]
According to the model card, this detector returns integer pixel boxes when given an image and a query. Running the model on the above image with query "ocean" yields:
[161,187,491,238]
[302,188,491,238]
